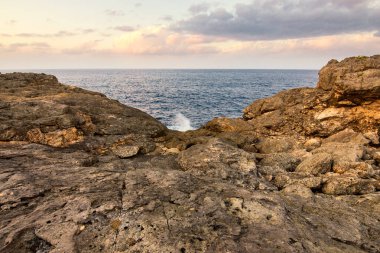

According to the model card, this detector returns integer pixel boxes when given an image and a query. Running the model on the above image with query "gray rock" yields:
[258,152,301,172]
[323,128,370,145]
[312,142,364,163]
[295,153,333,176]
[177,139,257,187]
[255,136,298,154]
[273,173,323,190]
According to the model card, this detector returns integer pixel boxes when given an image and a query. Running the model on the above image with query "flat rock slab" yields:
[112,145,140,158]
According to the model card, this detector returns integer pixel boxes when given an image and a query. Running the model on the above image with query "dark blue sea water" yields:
[5,69,318,129]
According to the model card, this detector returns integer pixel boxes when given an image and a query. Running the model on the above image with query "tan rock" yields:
[295,153,333,176]
[304,138,321,151]
[203,117,253,132]
[256,136,298,154]
[26,127,84,147]
[323,128,370,145]
[112,145,140,158]
[333,162,374,177]
[178,138,257,184]
[312,142,364,163]
[282,183,314,198]
[322,175,376,195]
[317,55,380,103]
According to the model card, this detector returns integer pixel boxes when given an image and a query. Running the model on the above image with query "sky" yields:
[1,0,380,69]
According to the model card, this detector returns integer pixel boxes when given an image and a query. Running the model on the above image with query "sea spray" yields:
[169,113,194,131]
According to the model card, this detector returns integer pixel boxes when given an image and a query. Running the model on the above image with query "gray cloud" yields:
[81,29,96,34]
[114,26,135,32]
[105,9,125,17]
[8,43,28,49]
[174,0,380,40]
[3,42,51,52]
[135,3,142,8]
[188,3,210,14]
[30,42,51,49]
[161,15,173,22]
[15,30,77,38]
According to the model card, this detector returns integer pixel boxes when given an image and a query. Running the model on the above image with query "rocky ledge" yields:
[0,55,379,253]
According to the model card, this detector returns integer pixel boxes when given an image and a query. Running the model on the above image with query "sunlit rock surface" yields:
[1,55,379,253]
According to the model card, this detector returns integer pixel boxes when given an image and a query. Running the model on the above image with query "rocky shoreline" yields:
[0,55,379,252]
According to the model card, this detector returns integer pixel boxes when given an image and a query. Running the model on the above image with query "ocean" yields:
[5,69,318,130]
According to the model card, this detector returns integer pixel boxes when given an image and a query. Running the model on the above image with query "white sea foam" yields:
[168,113,194,131]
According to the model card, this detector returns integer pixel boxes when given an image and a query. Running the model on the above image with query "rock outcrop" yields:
[0,73,167,147]
[1,55,379,253]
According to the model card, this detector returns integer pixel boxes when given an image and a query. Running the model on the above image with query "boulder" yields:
[258,152,301,172]
[317,55,380,103]
[282,183,314,198]
[322,175,376,195]
[322,128,370,145]
[177,139,257,184]
[255,136,298,154]
[295,153,333,176]
[312,142,364,163]
[303,138,321,151]
[332,162,375,177]
[273,173,323,190]
[112,145,140,158]
[203,117,254,133]
[238,55,380,137]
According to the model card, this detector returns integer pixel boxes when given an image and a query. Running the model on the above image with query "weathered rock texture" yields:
[1,55,379,253]
[0,73,166,147]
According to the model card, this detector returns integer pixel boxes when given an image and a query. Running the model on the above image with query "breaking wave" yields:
[168,113,194,131]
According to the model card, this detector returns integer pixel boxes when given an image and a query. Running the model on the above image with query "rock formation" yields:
[0,55,379,253]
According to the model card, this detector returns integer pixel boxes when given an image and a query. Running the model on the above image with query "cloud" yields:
[114,27,220,55]
[3,42,52,52]
[61,40,102,55]
[15,30,77,38]
[105,9,125,17]
[8,43,28,49]
[161,15,173,22]
[30,42,51,49]
[114,26,135,32]
[188,3,210,14]
[174,0,380,40]
[82,29,96,34]
[135,3,142,8]
[215,33,380,59]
